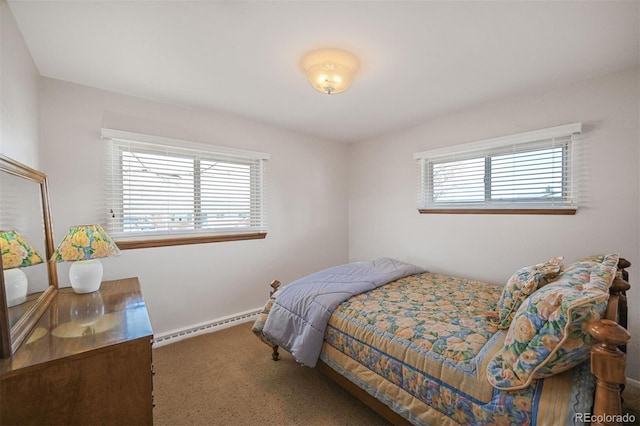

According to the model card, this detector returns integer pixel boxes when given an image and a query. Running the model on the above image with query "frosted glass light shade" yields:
[69,259,103,294]
[4,268,28,307]
[301,48,359,95]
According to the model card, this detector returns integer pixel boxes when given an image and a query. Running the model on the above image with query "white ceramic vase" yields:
[69,259,103,294]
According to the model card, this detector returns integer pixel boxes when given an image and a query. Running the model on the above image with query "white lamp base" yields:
[69,259,103,294]
[4,268,28,307]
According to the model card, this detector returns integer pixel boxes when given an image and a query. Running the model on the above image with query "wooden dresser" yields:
[0,278,154,425]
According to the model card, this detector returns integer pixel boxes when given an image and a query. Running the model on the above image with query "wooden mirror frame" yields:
[0,155,58,357]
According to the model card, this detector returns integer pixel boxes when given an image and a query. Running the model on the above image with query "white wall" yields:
[5,0,639,382]
[0,0,40,168]
[39,78,349,336]
[348,67,640,380]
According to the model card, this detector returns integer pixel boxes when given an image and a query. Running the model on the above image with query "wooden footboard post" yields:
[270,280,281,297]
[270,280,281,361]
[587,319,631,425]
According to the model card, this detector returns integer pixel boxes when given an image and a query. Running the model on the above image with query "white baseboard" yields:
[627,377,640,388]
[152,308,262,348]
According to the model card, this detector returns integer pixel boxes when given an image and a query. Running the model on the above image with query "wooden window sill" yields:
[418,209,576,215]
[115,232,267,250]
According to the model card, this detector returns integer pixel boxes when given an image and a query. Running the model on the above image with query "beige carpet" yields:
[624,382,640,426]
[152,322,389,425]
[152,322,640,426]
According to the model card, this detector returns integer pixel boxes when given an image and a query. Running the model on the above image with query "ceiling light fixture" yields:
[301,48,359,95]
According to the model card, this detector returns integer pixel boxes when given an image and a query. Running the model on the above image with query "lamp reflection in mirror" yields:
[50,225,120,294]
[0,230,44,307]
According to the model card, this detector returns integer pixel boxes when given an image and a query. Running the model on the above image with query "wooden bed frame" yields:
[265,259,632,426]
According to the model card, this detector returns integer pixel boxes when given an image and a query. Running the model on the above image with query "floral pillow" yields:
[557,253,619,280]
[495,257,563,329]
[487,254,618,390]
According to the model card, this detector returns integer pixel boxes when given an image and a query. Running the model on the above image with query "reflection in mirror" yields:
[0,155,58,357]
[0,230,44,304]
[52,292,121,338]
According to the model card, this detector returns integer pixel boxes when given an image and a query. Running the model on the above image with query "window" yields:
[103,129,268,249]
[414,123,581,214]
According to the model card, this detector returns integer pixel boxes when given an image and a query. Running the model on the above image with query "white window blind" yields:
[413,123,582,213]
[103,129,269,240]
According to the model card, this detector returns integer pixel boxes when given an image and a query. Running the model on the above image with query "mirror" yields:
[0,155,58,357]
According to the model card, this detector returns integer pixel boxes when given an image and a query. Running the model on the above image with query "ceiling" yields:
[8,1,639,143]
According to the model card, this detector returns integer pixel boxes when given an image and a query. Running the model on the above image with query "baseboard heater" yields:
[152,308,262,347]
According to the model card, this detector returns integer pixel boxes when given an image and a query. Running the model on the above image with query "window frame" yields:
[102,129,269,249]
[414,123,581,215]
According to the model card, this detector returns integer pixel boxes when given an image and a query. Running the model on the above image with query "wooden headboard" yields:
[586,258,631,426]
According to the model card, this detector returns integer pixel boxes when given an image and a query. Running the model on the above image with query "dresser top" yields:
[0,277,153,375]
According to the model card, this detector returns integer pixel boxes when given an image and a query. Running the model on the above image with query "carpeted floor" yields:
[152,322,389,425]
[624,383,640,426]
[152,322,640,425]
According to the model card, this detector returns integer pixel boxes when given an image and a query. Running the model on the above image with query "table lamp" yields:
[50,224,120,294]
[0,230,44,307]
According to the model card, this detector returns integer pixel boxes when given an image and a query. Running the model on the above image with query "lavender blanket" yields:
[262,258,425,367]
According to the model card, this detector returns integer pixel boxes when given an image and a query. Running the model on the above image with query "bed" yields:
[252,255,631,426]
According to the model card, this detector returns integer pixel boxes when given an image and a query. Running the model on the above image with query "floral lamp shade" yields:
[50,224,120,262]
[0,230,44,269]
[51,225,120,294]
[0,230,44,307]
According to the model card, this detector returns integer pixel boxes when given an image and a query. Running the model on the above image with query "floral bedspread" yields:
[319,272,594,426]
